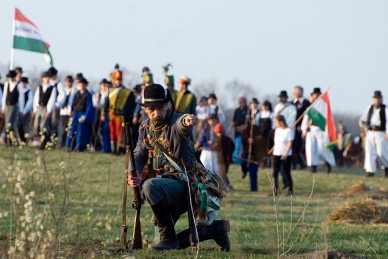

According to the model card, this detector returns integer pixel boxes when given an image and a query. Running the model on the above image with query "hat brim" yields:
[373,95,382,98]
[139,99,169,108]
[278,95,288,98]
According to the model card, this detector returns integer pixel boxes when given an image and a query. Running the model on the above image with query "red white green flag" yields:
[12,8,53,66]
[306,91,338,149]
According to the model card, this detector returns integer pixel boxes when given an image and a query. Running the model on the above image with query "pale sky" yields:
[1,0,388,113]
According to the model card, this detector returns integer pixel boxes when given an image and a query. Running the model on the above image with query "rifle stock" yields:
[122,123,143,250]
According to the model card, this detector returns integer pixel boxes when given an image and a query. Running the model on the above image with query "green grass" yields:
[1,146,388,258]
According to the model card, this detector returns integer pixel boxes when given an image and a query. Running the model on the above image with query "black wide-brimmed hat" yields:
[278,90,288,98]
[79,77,89,85]
[99,78,109,85]
[208,93,217,100]
[311,87,321,95]
[6,70,16,78]
[133,84,142,94]
[47,67,58,77]
[373,90,383,98]
[15,67,23,73]
[21,77,29,83]
[65,75,74,82]
[140,84,171,107]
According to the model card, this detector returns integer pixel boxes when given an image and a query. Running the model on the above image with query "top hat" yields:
[164,75,174,86]
[143,72,153,84]
[47,67,58,77]
[140,84,171,107]
[6,70,17,78]
[278,90,288,98]
[311,87,322,95]
[373,90,383,98]
[20,77,29,84]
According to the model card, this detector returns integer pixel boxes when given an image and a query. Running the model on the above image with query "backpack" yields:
[222,135,235,166]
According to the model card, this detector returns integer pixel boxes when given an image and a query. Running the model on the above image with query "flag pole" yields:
[10,8,16,70]
[10,48,14,70]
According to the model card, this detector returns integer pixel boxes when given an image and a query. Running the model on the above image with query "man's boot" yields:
[325,162,332,174]
[311,165,317,173]
[177,220,230,251]
[385,168,388,178]
[151,202,179,250]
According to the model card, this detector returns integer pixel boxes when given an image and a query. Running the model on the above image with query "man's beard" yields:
[151,116,164,125]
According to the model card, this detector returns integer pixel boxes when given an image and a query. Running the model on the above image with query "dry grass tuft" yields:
[329,198,388,224]
[345,181,369,194]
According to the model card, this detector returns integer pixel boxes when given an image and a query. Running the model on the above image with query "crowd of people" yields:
[0,64,387,195]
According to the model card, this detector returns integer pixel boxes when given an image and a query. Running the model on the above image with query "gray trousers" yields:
[142,177,188,215]
[5,104,19,134]
[34,106,51,135]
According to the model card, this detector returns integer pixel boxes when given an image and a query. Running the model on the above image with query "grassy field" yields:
[1,145,388,258]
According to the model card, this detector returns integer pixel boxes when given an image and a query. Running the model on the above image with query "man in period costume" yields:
[292,85,310,169]
[175,76,197,115]
[301,88,335,173]
[127,84,230,251]
[32,72,57,149]
[65,77,94,151]
[359,90,388,177]
[47,67,66,142]
[1,70,21,144]
[274,90,297,139]
[59,76,75,147]
[101,67,136,154]
[17,77,33,143]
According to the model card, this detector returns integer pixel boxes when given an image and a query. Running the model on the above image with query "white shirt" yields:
[2,80,19,108]
[274,102,297,128]
[209,104,226,122]
[51,79,66,109]
[18,85,33,115]
[273,127,293,156]
[60,87,75,116]
[360,105,388,134]
[33,84,57,113]
[257,110,274,125]
[196,105,210,120]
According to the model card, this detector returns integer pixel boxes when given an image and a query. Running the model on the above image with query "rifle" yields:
[121,123,142,250]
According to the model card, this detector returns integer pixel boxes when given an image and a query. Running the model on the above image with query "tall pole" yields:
[10,8,15,70]
[10,48,14,70]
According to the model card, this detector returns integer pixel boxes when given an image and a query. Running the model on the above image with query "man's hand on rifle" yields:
[127,173,141,187]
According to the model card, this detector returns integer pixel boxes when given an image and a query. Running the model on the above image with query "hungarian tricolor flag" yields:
[12,8,53,66]
[306,91,338,150]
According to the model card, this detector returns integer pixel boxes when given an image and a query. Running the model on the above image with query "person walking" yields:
[359,90,388,177]
[272,115,294,196]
